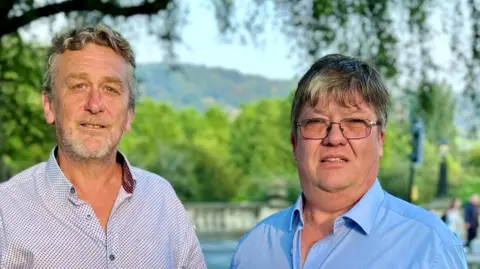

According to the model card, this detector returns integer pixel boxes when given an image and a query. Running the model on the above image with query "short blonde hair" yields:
[291,54,390,138]
[43,24,137,109]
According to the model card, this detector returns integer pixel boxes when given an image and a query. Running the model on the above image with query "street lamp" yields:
[436,139,449,198]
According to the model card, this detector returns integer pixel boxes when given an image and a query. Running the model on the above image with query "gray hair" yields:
[291,54,390,138]
[43,24,137,109]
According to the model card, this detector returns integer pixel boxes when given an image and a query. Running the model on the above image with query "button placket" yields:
[106,220,120,268]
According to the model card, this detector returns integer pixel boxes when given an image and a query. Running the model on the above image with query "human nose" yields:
[84,88,105,114]
[322,122,347,146]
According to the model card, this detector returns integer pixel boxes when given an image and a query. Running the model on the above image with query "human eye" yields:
[301,118,328,138]
[104,86,117,93]
[309,118,327,123]
[303,118,327,129]
[342,118,368,135]
[346,118,366,124]
[304,118,328,127]
[73,83,85,89]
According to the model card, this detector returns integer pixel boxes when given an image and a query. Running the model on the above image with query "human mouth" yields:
[320,154,349,164]
[80,123,106,129]
[321,157,347,163]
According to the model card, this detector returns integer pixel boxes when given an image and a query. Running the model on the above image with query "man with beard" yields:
[0,25,206,268]
[230,54,467,268]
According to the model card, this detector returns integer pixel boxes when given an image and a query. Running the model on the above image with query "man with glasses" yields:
[230,54,467,268]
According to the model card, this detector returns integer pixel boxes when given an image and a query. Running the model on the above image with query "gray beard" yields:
[55,121,116,165]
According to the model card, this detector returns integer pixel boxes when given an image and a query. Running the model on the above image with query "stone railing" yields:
[184,202,284,235]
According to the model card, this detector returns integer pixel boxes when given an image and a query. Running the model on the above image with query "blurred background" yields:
[1,0,480,268]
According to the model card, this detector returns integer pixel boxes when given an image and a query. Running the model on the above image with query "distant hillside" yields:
[135,63,479,140]
[136,63,295,111]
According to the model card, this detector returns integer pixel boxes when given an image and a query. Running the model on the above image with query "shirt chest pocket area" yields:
[124,234,176,266]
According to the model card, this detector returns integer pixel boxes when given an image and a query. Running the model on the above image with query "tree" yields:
[3,0,480,129]
[0,1,171,38]
[3,0,480,201]
[229,98,297,201]
[202,105,231,157]
[0,36,55,180]
[128,137,243,202]
[119,98,186,167]
[178,105,231,160]
[408,82,459,155]
[465,144,480,174]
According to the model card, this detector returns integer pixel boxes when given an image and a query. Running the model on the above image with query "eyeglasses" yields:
[296,118,382,140]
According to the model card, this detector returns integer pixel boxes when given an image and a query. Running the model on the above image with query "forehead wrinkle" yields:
[103,76,122,84]
[64,72,90,80]
[63,71,124,85]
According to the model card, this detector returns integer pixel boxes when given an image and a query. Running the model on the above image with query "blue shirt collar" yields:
[290,193,305,231]
[343,179,385,234]
[289,179,385,235]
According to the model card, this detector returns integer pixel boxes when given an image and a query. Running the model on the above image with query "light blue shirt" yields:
[230,179,467,269]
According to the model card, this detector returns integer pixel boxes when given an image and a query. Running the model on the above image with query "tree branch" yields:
[0,0,171,38]
[0,0,16,24]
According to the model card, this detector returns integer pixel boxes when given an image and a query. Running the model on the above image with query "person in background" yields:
[464,194,479,252]
[0,25,206,268]
[230,54,467,269]
[443,198,464,239]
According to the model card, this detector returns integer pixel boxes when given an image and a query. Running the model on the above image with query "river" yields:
[200,235,240,269]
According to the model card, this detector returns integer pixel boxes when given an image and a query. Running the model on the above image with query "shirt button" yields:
[86,214,92,220]
[70,187,75,194]
[109,254,115,261]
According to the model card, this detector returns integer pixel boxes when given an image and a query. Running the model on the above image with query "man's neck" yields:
[302,194,353,234]
[301,180,374,231]
[56,148,122,194]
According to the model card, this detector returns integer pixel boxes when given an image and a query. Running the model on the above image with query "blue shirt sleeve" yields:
[229,254,237,269]
[432,245,467,269]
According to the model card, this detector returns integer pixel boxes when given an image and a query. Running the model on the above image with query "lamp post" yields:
[407,118,424,203]
[436,139,449,198]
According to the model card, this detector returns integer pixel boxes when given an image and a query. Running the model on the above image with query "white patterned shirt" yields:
[0,146,207,268]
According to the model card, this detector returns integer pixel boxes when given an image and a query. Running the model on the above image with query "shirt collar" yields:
[45,146,137,201]
[289,194,305,232]
[343,179,385,235]
[288,179,385,235]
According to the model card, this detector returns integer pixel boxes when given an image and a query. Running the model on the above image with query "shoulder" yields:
[238,205,294,240]
[130,166,176,195]
[382,192,461,248]
[232,205,295,262]
[0,162,46,198]
[129,166,187,212]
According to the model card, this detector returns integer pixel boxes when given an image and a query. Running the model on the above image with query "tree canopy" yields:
[2,0,480,203]
[3,0,480,133]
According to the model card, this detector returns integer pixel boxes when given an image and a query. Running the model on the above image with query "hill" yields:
[136,62,479,140]
[136,63,296,112]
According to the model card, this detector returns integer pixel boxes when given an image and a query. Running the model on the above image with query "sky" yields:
[18,0,476,135]
[20,1,300,81]
[133,2,300,80]
[20,0,459,87]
